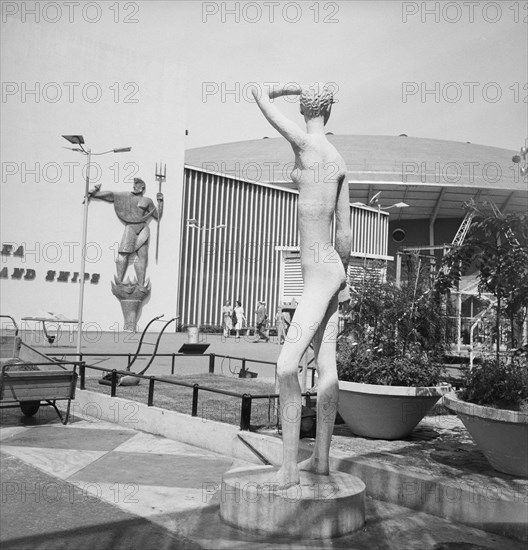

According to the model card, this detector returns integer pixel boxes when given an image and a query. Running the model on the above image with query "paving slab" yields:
[112,431,224,456]
[2,425,136,451]
[3,333,526,548]
[1,412,525,550]
[68,452,235,488]
[0,452,203,550]
[0,446,108,479]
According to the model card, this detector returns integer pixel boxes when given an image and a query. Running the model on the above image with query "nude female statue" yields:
[252,83,352,488]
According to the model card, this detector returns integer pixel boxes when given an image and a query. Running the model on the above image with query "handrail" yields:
[79,362,273,398]
[214,354,277,366]
[78,360,317,430]
[58,352,209,357]
[3,360,84,368]
[126,314,165,371]
[137,317,178,375]
[0,315,19,332]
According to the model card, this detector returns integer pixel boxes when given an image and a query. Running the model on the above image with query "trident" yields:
[155,162,166,263]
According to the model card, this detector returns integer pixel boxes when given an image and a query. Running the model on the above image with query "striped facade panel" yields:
[179,168,299,326]
[280,253,303,300]
[350,208,389,257]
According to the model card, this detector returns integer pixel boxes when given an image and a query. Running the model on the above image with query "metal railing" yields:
[59,352,216,375]
[73,354,316,431]
[59,351,317,386]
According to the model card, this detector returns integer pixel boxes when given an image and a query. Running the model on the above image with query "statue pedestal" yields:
[219,465,365,539]
[111,278,151,332]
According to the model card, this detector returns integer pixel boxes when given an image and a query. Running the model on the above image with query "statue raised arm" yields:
[253,82,352,488]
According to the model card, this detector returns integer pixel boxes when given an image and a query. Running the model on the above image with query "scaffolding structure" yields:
[394,199,526,355]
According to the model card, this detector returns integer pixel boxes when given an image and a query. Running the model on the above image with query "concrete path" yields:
[1,406,524,550]
[2,329,526,548]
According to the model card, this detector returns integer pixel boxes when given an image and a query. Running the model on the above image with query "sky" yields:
[176,0,527,152]
[2,0,526,153]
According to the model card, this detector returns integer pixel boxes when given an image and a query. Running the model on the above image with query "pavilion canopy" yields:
[186,135,526,222]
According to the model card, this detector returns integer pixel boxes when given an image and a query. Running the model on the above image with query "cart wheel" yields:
[20,401,40,417]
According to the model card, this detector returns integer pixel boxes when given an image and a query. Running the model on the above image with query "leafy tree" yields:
[338,263,454,385]
[437,210,528,360]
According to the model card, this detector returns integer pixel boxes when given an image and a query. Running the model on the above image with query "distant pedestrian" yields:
[276,306,290,345]
[233,300,246,339]
[222,299,233,338]
[254,300,269,343]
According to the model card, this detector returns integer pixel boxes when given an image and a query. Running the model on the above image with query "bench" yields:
[0,316,78,424]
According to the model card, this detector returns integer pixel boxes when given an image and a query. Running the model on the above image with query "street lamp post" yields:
[78,146,91,356]
[62,135,131,359]
[187,219,226,332]
[512,145,528,176]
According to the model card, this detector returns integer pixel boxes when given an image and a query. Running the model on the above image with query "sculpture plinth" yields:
[111,277,151,332]
[220,465,365,539]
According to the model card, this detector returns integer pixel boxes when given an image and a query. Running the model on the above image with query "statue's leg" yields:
[116,253,128,283]
[135,244,148,286]
[299,294,339,475]
[276,265,344,488]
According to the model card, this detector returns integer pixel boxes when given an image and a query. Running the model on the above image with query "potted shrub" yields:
[444,354,528,477]
[438,208,528,476]
[337,270,452,440]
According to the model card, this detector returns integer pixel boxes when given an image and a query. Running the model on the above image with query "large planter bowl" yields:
[444,392,528,477]
[338,381,451,440]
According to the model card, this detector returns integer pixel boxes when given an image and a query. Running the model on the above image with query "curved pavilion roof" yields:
[185,135,527,221]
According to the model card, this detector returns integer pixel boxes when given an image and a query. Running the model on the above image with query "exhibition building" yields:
[181,134,525,326]
[2,133,524,332]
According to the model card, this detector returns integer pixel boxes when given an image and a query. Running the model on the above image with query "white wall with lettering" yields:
[1,14,186,333]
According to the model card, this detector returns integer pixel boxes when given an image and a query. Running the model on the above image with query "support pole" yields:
[76,149,91,360]
[240,394,252,431]
[457,292,462,353]
[300,351,308,393]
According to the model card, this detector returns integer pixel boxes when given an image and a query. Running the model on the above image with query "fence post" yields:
[208,353,215,374]
[148,378,155,406]
[311,366,316,387]
[240,394,252,430]
[241,358,246,373]
[305,391,312,408]
[127,353,131,369]
[171,354,175,375]
[111,370,118,397]
[80,362,85,390]
[192,384,199,416]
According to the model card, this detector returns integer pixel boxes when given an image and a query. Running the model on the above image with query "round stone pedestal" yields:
[220,465,365,539]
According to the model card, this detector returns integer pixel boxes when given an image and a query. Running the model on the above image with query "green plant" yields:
[461,356,528,411]
[347,271,453,357]
[437,209,528,358]
[337,270,451,386]
[337,341,444,386]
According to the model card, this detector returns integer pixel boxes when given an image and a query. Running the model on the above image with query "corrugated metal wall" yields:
[280,252,303,301]
[178,167,390,326]
[178,168,299,326]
